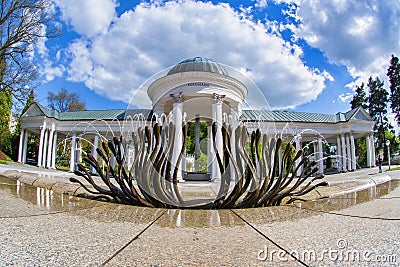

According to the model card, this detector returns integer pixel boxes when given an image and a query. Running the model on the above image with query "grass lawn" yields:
[386,166,400,171]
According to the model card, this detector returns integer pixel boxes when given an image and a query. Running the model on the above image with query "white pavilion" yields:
[18,57,376,179]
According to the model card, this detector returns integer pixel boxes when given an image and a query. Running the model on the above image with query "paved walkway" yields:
[0,162,397,200]
[0,163,399,266]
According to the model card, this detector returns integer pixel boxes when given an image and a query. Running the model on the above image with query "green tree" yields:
[0,90,12,156]
[349,82,369,166]
[355,137,367,166]
[368,76,392,155]
[385,130,399,158]
[350,82,368,110]
[0,89,36,161]
[47,88,86,112]
[13,90,34,134]
[185,121,208,154]
[0,0,58,159]
[0,0,58,102]
[21,90,35,115]
[387,54,400,125]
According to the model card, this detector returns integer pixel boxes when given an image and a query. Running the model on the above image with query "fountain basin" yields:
[183,172,211,181]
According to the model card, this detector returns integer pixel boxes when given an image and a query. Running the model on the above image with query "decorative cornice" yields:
[170,93,184,103]
[148,71,247,102]
[212,93,225,104]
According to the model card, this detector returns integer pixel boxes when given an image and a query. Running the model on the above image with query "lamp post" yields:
[386,140,391,170]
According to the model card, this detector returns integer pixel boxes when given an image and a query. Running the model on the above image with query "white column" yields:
[366,134,371,167]
[346,133,351,171]
[317,136,324,174]
[42,129,49,167]
[350,132,356,171]
[341,133,347,171]
[22,131,28,164]
[313,142,317,163]
[69,132,76,172]
[171,94,184,181]
[370,134,376,167]
[76,138,82,166]
[90,134,99,174]
[18,129,25,162]
[207,123,213,175]
[51,131,57,169]
[229,113,238,181]
[194,114,200,171]
[212,93,224,180]
[37,121,47,167]
[295,135,303,176]
[278,146,283,175]
[46,123,55,168]
[336,134,342,171]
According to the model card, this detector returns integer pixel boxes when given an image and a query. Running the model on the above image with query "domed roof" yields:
[167,57,228,76]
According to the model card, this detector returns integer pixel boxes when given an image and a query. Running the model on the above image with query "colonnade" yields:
[335,131,367,172]
[169,93,226,180]
[18,121,58,169]
[68,132,104,173]
[17,111,376,178]
[279,131,376,175]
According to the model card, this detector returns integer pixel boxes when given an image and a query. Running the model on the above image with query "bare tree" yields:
[0,0,59,102]
[47,88,86,112]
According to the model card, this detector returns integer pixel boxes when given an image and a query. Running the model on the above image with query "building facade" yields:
[18,57,376,177]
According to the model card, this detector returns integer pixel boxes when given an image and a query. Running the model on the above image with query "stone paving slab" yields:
[234,183,400,266]
[0,190,167,266]
[0,163,399,266]
[104,209,303,267]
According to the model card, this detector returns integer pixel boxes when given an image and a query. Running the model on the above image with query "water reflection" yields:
[1,176,92,212]
[36,187,53,209]
[1,175,399,228]
[298,180,399,212]
[158,209,244,228]
[16,180,20,196]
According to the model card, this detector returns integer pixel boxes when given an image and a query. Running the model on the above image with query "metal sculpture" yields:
[71,122,327,209]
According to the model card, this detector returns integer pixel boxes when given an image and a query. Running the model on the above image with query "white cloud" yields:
[55,0,117,37]
[255,0,268,8]
[35,25,48,57]
[43,63,65,82]
[283,0,400,88]
[338,93,353,103]
[63,0,328,109]
[67,40,93,82]
[322,70,334,82]
[36,25,65,82]
[348,16,375,37]
[57,1,333,108]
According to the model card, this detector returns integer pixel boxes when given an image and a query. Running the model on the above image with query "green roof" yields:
[28,103,368,124]
[36,103,60,118]
[240,107,367,123]
[59,110,125,121]
[59,109,153,121]
[29,103,153,121]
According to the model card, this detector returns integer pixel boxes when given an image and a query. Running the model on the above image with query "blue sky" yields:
[35,0,400,124]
